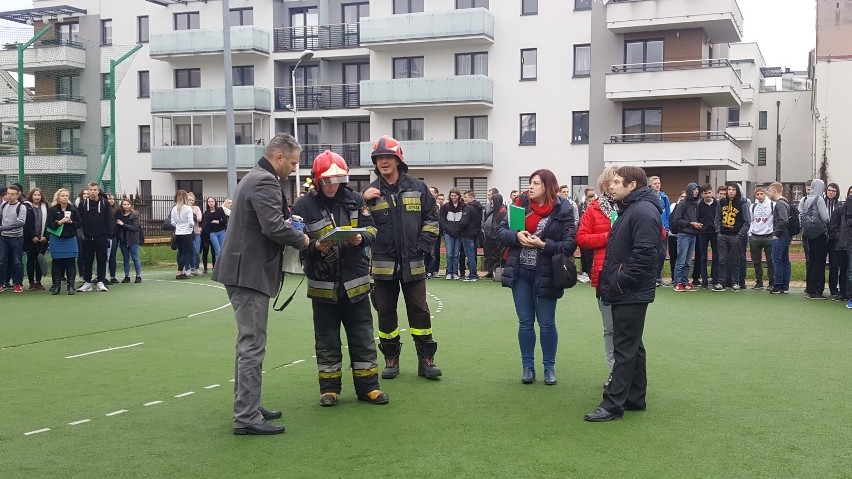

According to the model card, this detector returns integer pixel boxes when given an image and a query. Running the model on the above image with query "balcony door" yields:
[55,22,79,43]
[176,180,203,206]
[290,7,319,51]
[343,62,369,108]
[622,108,662,142]
[292,64,319,110]
[343,121,369,166]
[342,3,369,47]
[58,127,81,154]
[56,75,81,100]
[625,39,663,72]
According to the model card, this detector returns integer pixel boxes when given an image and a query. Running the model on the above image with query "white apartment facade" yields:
[1,0,816,202]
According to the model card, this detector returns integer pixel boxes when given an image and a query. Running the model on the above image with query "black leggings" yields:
[201,233,216,271]
[51,257,77,287]
[25,241,48,284]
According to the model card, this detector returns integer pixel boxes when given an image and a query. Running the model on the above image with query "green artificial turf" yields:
[2,273,850,478]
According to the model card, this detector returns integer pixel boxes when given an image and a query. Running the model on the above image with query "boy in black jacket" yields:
[695,185,719,287]
[77,182,114,292]
[714,182,749,291]
[459,190,484,281]
[670,183,701,291]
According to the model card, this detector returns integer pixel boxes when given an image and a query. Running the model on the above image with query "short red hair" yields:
[529,169,560,205]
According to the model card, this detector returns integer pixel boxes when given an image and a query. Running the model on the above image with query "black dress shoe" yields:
[259,406,282,420]
[584,407,623,422]
[233,421,285,435]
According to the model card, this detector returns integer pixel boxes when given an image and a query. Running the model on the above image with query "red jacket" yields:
[576,198,610,288]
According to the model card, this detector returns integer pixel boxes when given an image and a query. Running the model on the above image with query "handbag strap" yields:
[273,273,304,312]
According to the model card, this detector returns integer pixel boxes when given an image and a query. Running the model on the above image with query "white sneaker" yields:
[96,281,109,292]
[76,282,93,292]
[446,274,453,280]
[190,269,200,276]
[578,274,591,284]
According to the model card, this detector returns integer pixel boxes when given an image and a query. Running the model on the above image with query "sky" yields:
[0,0,817,70]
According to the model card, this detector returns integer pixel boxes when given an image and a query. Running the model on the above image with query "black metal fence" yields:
[274,84,360,111]
[128,195,229,240]
[273,23,360,52]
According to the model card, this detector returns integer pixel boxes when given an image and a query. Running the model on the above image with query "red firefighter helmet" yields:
[370,135,407,173]
[312,150,349,185]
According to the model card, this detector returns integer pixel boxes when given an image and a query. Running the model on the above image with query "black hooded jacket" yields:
[718,182,748,236]
[599,186,663,305]
[78,191,115,240]
[459,199,484,239]
[671,183,700,236]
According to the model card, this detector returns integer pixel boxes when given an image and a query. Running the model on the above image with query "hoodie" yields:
[78,192,115,239]
[801,179,831,237]
[718,182,749,236]
[439,200,465,237]
[697,195,719,234]
[671,183,700,236]
[459,199,484,239]
[748,197,775,236]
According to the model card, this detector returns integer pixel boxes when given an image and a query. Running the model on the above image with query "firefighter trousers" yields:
[372,278,433,344]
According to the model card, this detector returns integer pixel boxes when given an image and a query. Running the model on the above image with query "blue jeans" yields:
[772,237,791,290]
[0,235,24,285]
[191,233,201,270]
[120,243,142,277]
[675,234,696,285]
[444,234,461,276]
[512,268,558,370]
[846,247,852,299]
[461,238,478,278]
[209,230,226,257]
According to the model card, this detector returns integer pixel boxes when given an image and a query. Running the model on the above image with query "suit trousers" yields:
[600,302,648,415]
[227,285,270,428]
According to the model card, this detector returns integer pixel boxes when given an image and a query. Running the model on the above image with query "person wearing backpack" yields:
[768,182,793,294]
[800,179,831,299]
[0,184,27,293]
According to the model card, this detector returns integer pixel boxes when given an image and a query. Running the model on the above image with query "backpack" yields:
[669,203,681,234]
[787,201,801,236]
[799,198,826,238]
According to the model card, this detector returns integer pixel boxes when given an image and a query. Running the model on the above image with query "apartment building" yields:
[0,0,816,202]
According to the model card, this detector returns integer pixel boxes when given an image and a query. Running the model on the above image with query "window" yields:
[342,3,370,22]
[571,176,589,197]
[574,0,592,11]
[101,73,111,100]
[758,148,767,166]
[56,22,79,43]
[175,68,201,89]
[394,0,424,14]
[622,108,662,141]
[174,12,200,30]
[176,180,203,202]
[393,57,424,79]
[58,128,81,154]
[175,124,202,146]
[56,75,80,99]
[574,44,591,77]
[393,119,424,141]
[455,52,488,75]
[521,48,537,80]
[728,107,740,126]
[455,177,488,200]
[139,180,152,199]
[102,127,111,154]
[758,111,768,130]
[229,8,253,26]
[522,0,538,15]
[572,111,589,144]
[455,116,488,140]
[137,16,149,43]
[101,19,112,45]
[138,71,150,98]
[233,66,255,86]
[235,123,253,145]
[520,113,536,145]
[624,39,664,72]
[139,125,151,152]
[518,176,530,192]
[456,0,489,8]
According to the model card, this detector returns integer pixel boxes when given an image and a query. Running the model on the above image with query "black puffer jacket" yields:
[459,199,484,239]
[496,194,577,300]
[599,186,662,305]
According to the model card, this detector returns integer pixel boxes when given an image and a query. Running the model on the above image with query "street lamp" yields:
[291,49,314,197]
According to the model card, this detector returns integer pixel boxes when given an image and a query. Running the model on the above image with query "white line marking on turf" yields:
[174,391,194,398]
[204,384,220,389]
[292,359,305,365]
[68,419,90,426]
[105,409,127,417]
[188,303,231,318]
[65,342,144,359]
[144,401,163,407]
[228,379,235,382]
[24,428,50,436]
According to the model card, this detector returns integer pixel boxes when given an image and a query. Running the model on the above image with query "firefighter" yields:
[362,136,442,380]
[291,151,389,407]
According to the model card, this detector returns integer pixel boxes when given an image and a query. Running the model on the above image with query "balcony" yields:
[606,0,743,44]
[151,145,266,171]
[725,122,753,141]
[360,8,494,49]
[273,23,360,53]
[149,26,270,59]
[740,83,755,103]
[298,144,362,169]
[606,59,742,107]
[605,131,742,170]
[150,87,271,114]
[359,139,493,169]
[0,95,87,123]
[0,148,87,175]
[360,76,493,109]
[0,39,86,72]
[274,84,362,112]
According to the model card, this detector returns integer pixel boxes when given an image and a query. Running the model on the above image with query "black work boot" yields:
[415,341,443,379]
[378,341,401,379]
[50,282,61,295]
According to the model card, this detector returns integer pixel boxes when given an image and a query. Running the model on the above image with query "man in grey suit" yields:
[213,133,309,435]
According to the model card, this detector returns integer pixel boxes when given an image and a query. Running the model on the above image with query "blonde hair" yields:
[175,189,190,208]
[769,182,783,194]
[51,188,70,207]
[597,166,618,194]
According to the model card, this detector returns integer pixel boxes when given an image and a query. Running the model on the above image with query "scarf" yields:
[597,193,618,225]
[522,197,555,233]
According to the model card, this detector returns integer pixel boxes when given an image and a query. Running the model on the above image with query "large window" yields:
[393,57,424,79]
[728,107,740,126]
[455,177,488,200]
[574,0,592,11]
[139,125,151,152]
[624,39,664,72]
[758,111,768,130]
[235,123,253,145]
[137,16,149,43]
[175,68,201,89]
[175,124,202,146]
[520,113,536,145]
[455,52,488,75]
[233,66,255,86]
[572,111,589,144]
[622,108,662,141]
[174,12,200,30]
[456,0,489,8]
[455,116,488,140]
[58,127,81,154]
[229,8,253,26]
[394,0,424,14]
[176,180,203,203]
[758,147,767,166]
[56,75,80,99]
[343,3,370,22]
[56,22,79,43]
[522,0,538,15]
[138,71,150,98]
[574,44,591,77]
[393,119,424,141]
[521,48,537,80]
[101,19,112,45]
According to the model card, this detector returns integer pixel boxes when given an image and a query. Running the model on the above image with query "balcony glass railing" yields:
[151,86,271,113]
[151,144,266,170]
[359,75,492,107]
[360,8,494,44]
[275,84,361,111]
[150,26,271,56]
[359,139,493,168]
[610,58,732,73]
[609,131,738,144]
[273,23,360,52]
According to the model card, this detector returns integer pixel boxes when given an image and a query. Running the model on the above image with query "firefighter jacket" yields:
[291,187,376,304]
[366,174,439,282]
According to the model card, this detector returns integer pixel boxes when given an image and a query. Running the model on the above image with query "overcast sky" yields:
[0,0,817,70]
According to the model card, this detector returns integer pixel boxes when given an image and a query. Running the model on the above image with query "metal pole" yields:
[17,25,51,185]
[223,0,238,198]
[292,66,299,197]
[101,43,142,192]
[775,100,781,182]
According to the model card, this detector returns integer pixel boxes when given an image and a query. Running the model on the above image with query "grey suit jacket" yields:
[212,163,306,297]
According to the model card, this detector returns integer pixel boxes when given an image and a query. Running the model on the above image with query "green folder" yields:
[46,224,64,237]
[508,204,526,231]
